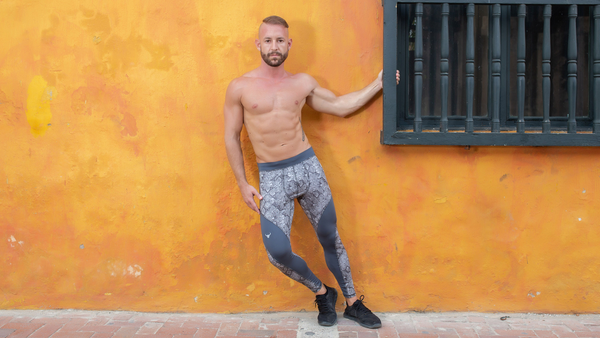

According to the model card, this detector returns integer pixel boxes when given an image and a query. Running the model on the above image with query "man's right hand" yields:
[239,184,263,214]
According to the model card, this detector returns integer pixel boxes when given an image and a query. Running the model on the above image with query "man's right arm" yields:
[224,78,262,214]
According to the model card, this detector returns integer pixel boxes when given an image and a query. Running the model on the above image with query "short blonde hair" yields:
[262,16,289,28]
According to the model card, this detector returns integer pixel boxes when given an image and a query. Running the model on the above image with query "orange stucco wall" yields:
[2,0,600,314]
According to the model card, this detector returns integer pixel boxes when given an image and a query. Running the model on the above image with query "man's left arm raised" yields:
[305,70,399,117]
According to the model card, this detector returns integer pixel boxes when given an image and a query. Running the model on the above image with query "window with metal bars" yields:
[381,0,600,146]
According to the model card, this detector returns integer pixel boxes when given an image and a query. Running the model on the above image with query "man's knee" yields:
[316,200,338,245]
[265,244,293,266]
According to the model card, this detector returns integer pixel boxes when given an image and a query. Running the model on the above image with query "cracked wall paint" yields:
[1,0,600,314]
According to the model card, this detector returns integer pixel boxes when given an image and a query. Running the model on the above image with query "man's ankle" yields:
[346,296,358,306]
[315,285,327,296]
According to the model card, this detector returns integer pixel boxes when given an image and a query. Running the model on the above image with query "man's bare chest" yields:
[241,80,311,115]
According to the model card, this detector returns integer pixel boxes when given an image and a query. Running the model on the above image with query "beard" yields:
[261,51,288,67]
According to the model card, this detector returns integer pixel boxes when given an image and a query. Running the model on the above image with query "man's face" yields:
[256,23,292,67]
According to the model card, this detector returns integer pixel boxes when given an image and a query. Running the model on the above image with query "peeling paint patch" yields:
[8,236,23,247]
[127,265,143,277]
[108,261,143,277]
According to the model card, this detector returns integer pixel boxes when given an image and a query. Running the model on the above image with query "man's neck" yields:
[256,62,288,79]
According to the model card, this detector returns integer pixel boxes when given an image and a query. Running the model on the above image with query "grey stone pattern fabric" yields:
[259,169,294,238]
[333,229,355,298]
[259,156,332,236]
[265,251,321,293]
[296,159,333,230]
[259,154,356,298]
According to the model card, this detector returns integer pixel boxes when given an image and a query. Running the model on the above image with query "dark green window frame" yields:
[381,0,600,146]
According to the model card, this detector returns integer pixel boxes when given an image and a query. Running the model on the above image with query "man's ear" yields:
[255,39,261,50]
[288,38,292,49]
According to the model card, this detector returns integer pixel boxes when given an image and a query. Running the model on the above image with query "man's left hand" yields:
[377,70,401,86]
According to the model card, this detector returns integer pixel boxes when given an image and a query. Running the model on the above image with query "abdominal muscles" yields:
[245,109,309,163]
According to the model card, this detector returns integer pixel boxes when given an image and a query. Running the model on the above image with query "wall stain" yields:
[348,156,361,164]
[120,111,138,137]
[78,8,173,75]
[26,76,54,136]
[71,80,137,137]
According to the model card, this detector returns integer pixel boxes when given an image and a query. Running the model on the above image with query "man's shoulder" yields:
[290,73,318,88]
[226,74,255,95]
[229,69,265,88]
[229,74,251,86]
[291,72,314,81]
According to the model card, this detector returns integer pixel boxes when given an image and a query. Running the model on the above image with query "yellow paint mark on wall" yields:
[26,76,54,136]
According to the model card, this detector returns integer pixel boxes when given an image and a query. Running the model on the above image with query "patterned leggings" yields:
[258,148,356,298]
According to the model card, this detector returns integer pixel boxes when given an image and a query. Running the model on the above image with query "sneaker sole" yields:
[342,313,382,329]
[317,318,338,326]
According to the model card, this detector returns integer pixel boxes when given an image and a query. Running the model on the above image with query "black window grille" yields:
[381,0,600,146]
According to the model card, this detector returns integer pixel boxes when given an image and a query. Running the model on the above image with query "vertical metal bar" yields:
[517,5,526,133]
[440,3,449,133]
[542,5,552,133]
[465,3,475,133]
[491,4,501,132]
[500,6,511,124]
[414,3,423,133]
[567,5,578,133]
[594,5,600,134]
[382,0,399,143]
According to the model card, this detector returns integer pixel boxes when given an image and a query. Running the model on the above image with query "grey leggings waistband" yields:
[258,148,315,172]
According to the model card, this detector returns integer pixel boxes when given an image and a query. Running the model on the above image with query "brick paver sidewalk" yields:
[1,310,599,338]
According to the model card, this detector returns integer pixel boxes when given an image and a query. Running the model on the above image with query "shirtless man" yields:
[224,16,398,329]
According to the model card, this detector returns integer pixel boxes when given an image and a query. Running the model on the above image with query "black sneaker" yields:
[314,284,338,326]
[343,295,381,329]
